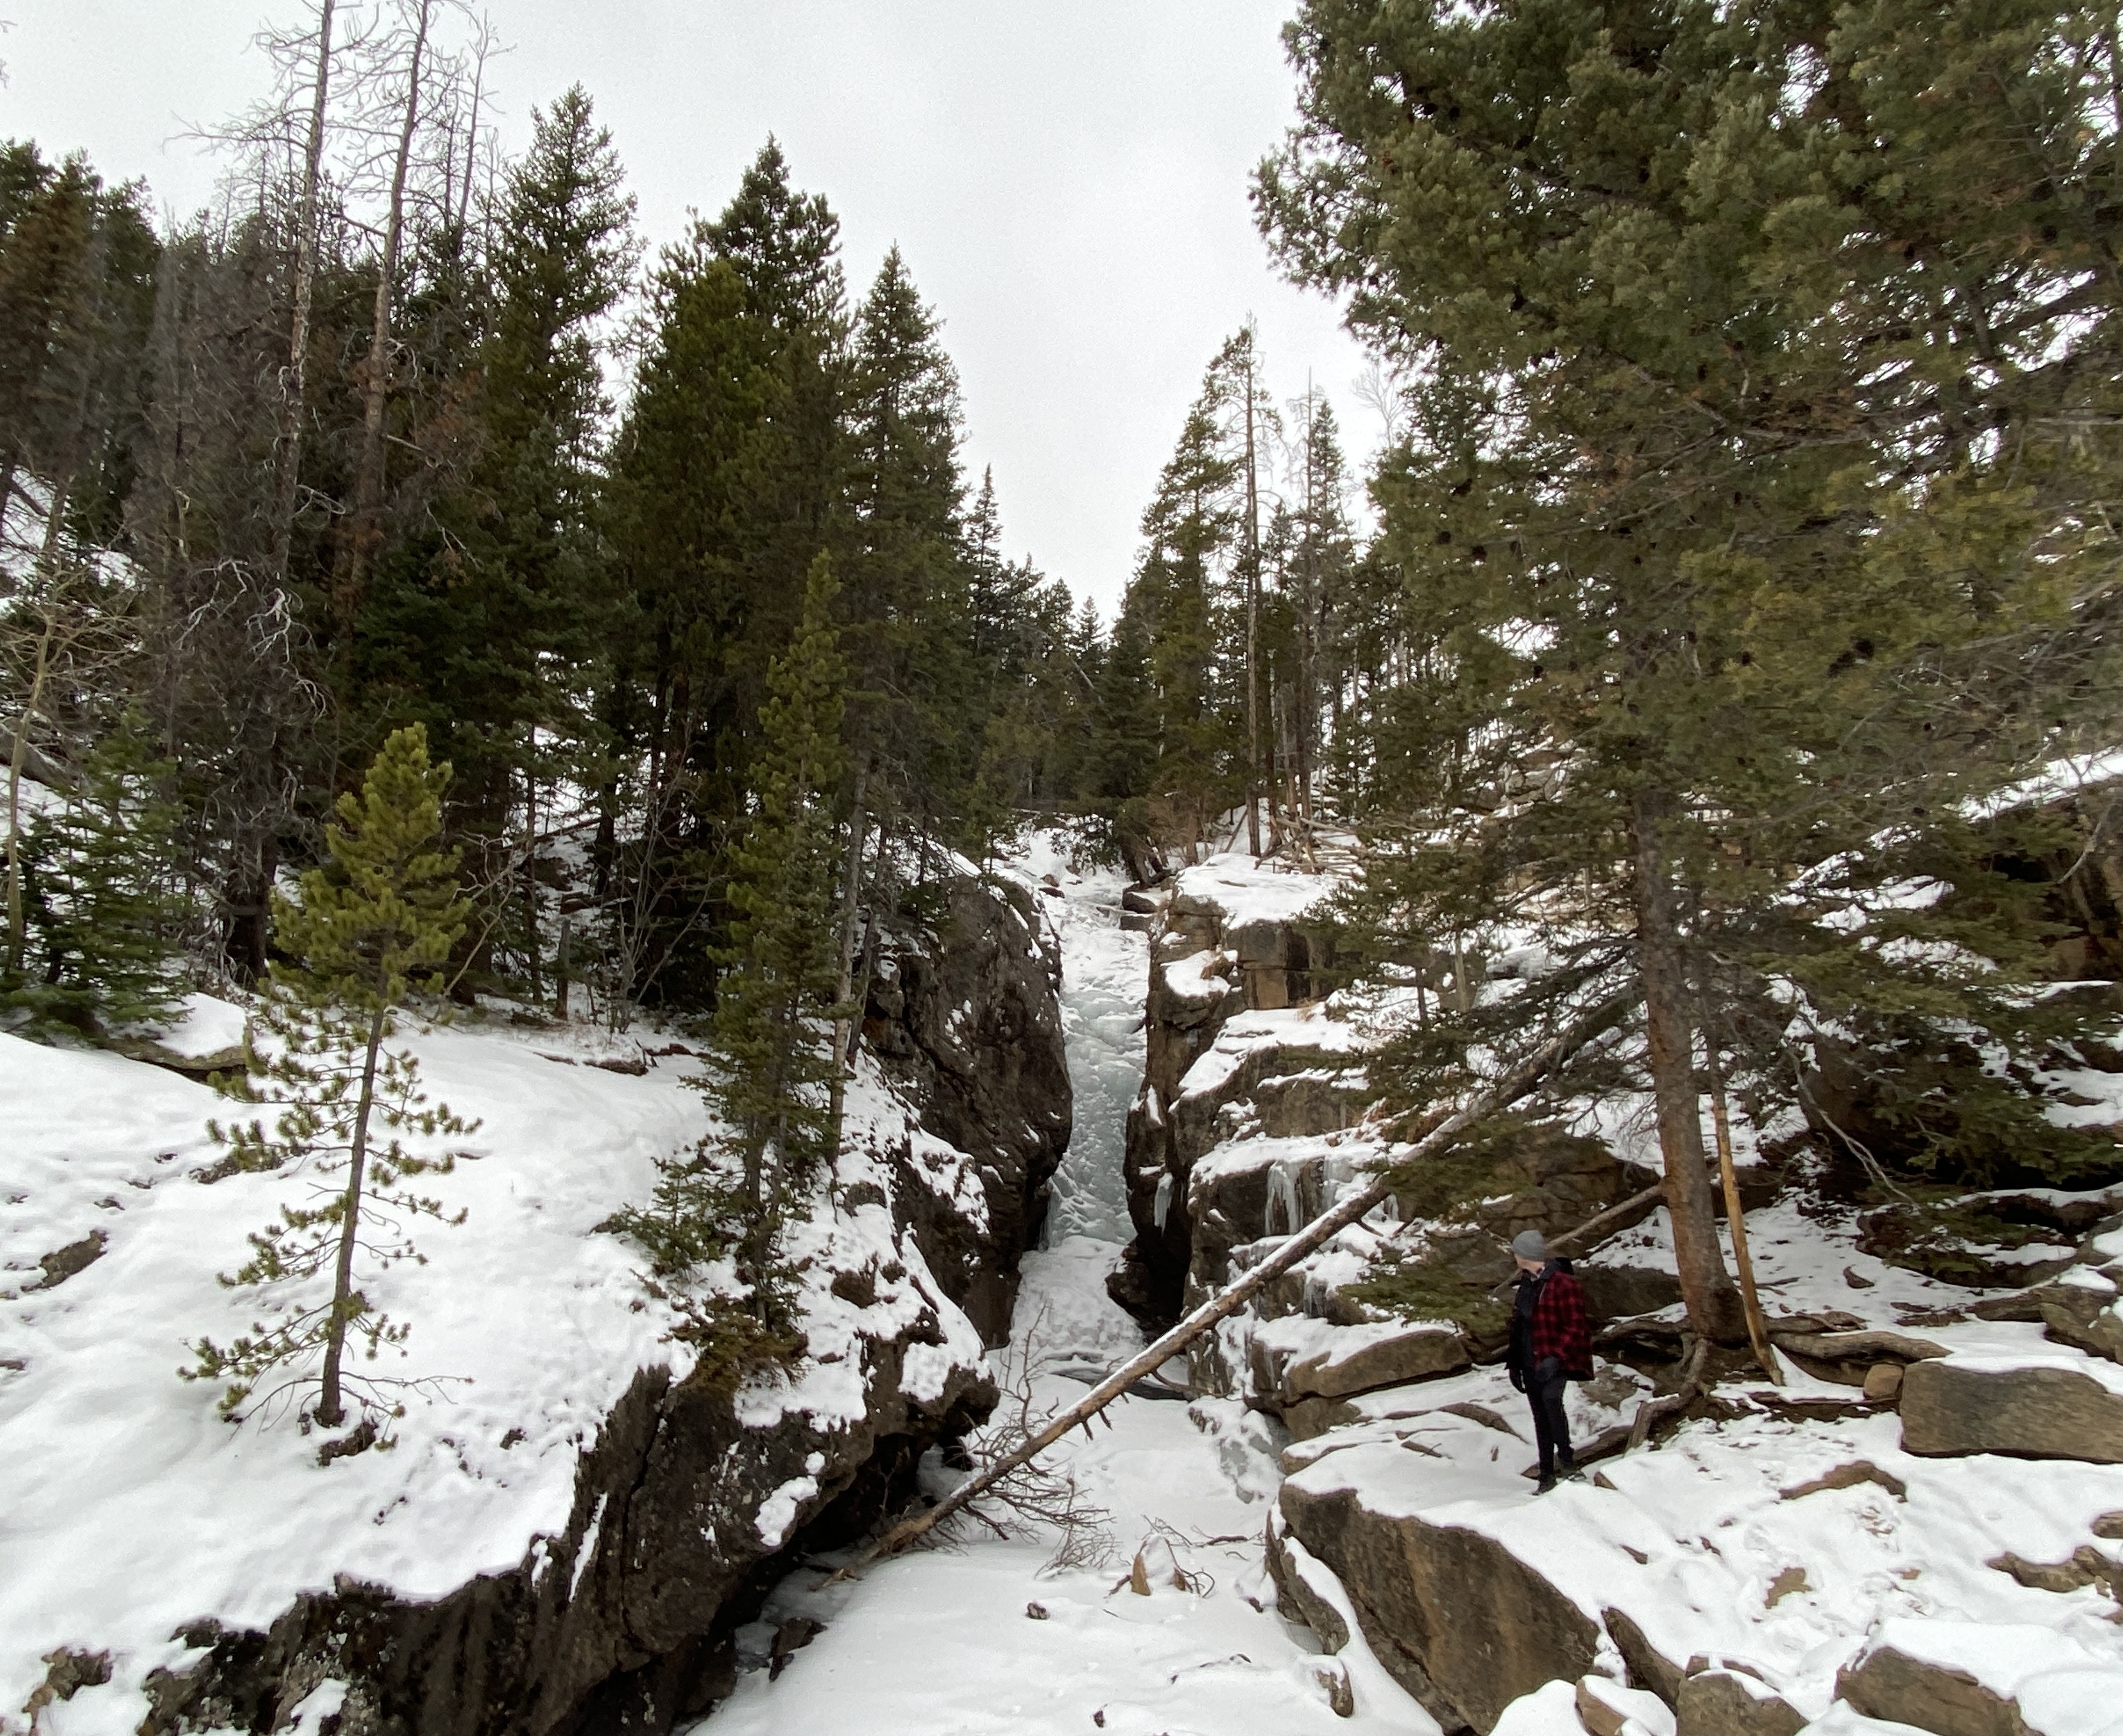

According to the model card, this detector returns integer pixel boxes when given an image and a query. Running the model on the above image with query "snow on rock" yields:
[1172,849,1340,931]
[1838,1618,2123,1736]
[155,992,250,1059]
[756,1471,823,1550]
[1277,1344,2123,1732]
[0,1017,704,1731]
[3,859,1064,1736]
[1248,1312,1469,1405]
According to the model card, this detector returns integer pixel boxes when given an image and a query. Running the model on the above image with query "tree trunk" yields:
[828,759,871,1147]
[225,832,279,986]
[1707,1047,1782,1381]
[317,1000,386,1428]
[1631,784,1745,1342]
[1243,347,1262,859]
[3,611,60,979]
[268,0,336,588]
[522,763,542,1003]
[337,0,430,632]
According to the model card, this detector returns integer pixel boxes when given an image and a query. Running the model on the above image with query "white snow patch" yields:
[755,1475,820,1550]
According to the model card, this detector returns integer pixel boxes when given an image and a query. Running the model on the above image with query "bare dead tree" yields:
[337,0,437,634]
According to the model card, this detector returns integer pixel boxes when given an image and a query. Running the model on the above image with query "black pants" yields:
[1527,1364,1573,1475]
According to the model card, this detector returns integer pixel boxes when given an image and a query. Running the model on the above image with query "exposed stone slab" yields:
[1677,1665,1805,1735]
[1837,1639,2033,1736]
[1249,1315,1471,1406]
[1899,1357,2123,1462]
[1280,1480,1602,1732]
[1836,1619,2117,1736]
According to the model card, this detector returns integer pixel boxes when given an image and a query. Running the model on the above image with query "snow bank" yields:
[0,1011,709,1731]
[1174,849,1339,930]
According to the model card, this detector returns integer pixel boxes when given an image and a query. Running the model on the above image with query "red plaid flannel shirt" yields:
[1527,1265,1593,1378]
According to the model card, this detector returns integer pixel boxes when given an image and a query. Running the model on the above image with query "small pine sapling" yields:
[185,725,477,1429]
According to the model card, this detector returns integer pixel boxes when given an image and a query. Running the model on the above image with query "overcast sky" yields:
[1,2,1377,614]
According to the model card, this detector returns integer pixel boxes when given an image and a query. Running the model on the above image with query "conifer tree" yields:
[706,555,849,1327]
[1261,0,2123,1338]
[1123,363,1247,857]
[4,710,188,1036]
[843,247,973,832]
[700,140,849,701]
[186,725,474,1428]
[417,86,635,838]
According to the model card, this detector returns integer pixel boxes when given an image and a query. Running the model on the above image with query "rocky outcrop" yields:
[1108,883,1367,1325]
[1676,1666,1806,1736]
[1248,1316,1470,1408]
[1274,1485,1603,1732]
[143,1341,993,1736]
[1899,1357,2123,1462]
[140,871,1067,1736]
[863,871,1073,1343]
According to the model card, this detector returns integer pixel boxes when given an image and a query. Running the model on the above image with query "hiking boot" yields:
[1535,1473,1557,1495]
[1557,1460,1584,1483]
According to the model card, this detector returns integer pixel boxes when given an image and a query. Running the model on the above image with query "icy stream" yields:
[1034,854,1145,1246]
[703,838,1430,1735]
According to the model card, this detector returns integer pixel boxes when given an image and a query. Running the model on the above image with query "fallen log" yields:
[835,995,1634,1577]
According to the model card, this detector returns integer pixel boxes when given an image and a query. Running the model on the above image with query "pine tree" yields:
[601,232,780,1005]
[695,555,848,1335]
[1261,0,2123,1338]
[412,86,636,841]
[186,725,475,1428]
[1122,359,1248,858]
[4,710,188,1036]
[843,247,973,835]
[699,140,849,712]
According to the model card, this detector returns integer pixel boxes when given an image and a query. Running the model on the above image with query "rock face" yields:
[143,1345,993,1736]
[1899,1358,2123,1462]
[1108,885,1364,1326]
[1676,1667,1806,1736]
[140,870,1067,1736]
[1275,1482,1603,1732]
[863,871,1073,1343]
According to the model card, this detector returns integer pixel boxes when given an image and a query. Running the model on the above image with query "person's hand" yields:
[1534,1355,1560,1385]
[1509,1366,1527,1393]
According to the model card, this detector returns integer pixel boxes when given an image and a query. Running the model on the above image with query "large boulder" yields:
[1676,1666,1806,1735]
[1898,1357,2123,1462]
[1248,1315,1471,1408]
[1278,1480,1602,1732]
[1835,1619,2118,1736]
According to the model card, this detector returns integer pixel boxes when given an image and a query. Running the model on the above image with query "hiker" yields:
[1506,1228,1592,1493]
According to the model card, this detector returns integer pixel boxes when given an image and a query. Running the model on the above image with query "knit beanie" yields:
[1509,1229,1549,1263]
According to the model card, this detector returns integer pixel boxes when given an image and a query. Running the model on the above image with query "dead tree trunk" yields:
[1242,341,1262,859]
[267,0,335,589]
[338,0,431,633]
[828,759,871,1146]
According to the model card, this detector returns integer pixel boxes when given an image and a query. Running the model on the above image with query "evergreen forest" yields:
[5,0,2122,1356]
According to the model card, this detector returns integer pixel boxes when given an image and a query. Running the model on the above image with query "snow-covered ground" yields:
[705,839,1436,1734]
[706,1277,1426,1735]
[0,1007,711,1734]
